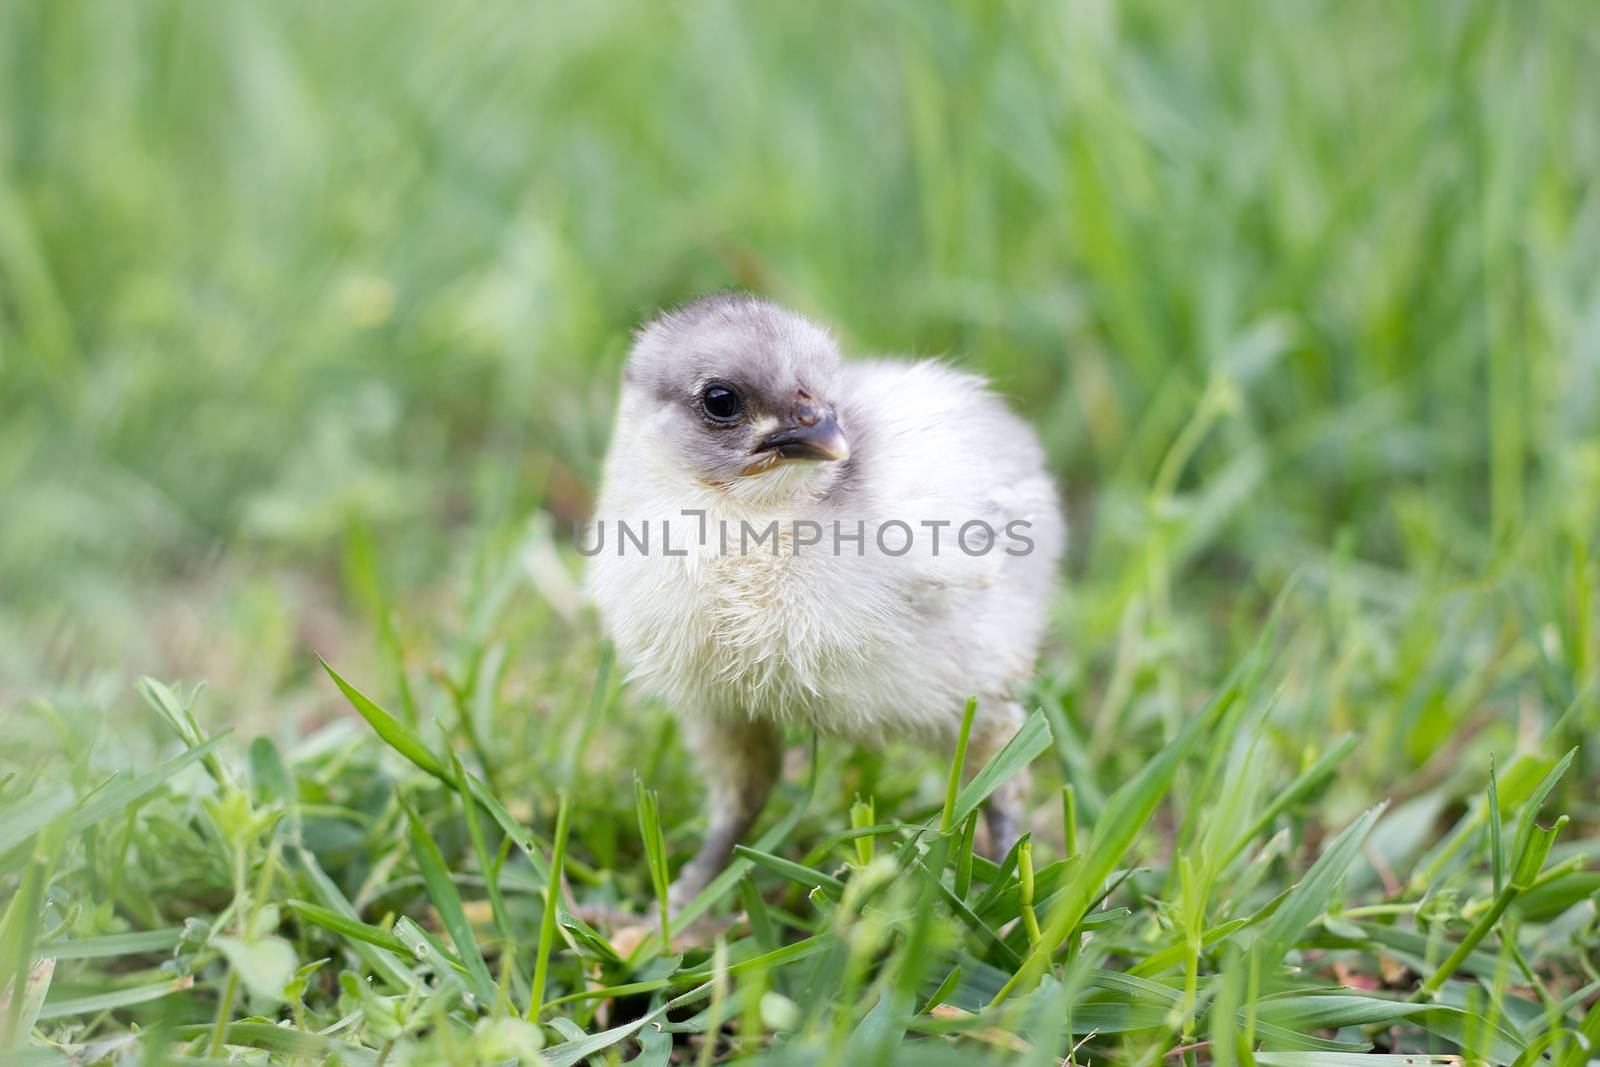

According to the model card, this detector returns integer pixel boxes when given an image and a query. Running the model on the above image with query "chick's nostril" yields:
[794,401,821,427]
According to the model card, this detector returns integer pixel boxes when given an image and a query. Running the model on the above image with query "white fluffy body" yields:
[587,303,1064,753]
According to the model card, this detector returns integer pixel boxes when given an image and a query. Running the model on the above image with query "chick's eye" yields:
[700,384,744,423]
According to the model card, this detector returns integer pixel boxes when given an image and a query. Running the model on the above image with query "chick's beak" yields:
[753,400,850,463]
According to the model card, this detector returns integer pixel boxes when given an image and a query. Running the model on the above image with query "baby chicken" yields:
[587,294,1063,904]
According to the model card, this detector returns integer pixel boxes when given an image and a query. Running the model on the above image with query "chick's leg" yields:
[966,701,1029,861]
[669,715,782,911]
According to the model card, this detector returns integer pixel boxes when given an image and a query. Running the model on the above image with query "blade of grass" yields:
[292,847,413,990]
[734,845,846,896]
[402,800,496,1008]
[1220,734,1357,871]
[940,697,978,834]
[36,975,195,1020]
[323,657,552,883]
[41,928,183,960]
[171,1020,378,1064]
[391,914,472,985]
[0,788,73,858]
[68,733,230,838]
[451,752,522,992]
[949,707,1052,829]
[286,900,414,958]
[1,817,67,1049]
[1488,756,1505,897]
[529,791,571,1020]
[635,776,671,954]
[321,657,448,781]
[1252,803,1385,972]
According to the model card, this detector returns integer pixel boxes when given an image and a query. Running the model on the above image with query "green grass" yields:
[2,0,1599,1063]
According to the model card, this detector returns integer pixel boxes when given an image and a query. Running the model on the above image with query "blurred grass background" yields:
[4,4,1600,1061]
[2,0,1598,776]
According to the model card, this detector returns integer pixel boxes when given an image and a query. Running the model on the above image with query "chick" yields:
[587,294,1063,904]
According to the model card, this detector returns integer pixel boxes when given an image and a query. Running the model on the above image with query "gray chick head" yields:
[619,293,851,504]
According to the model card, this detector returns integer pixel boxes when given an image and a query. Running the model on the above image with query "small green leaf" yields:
[249,736,296,803]
[920,964,962,1014]
[213,934,297,1001]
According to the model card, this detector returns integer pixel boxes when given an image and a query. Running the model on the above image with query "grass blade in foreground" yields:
[321,657,448,781]
[529,791,571,1020]
[949,707,1053,830]
[403,801,497,1008]
[1251,803,1385,971]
